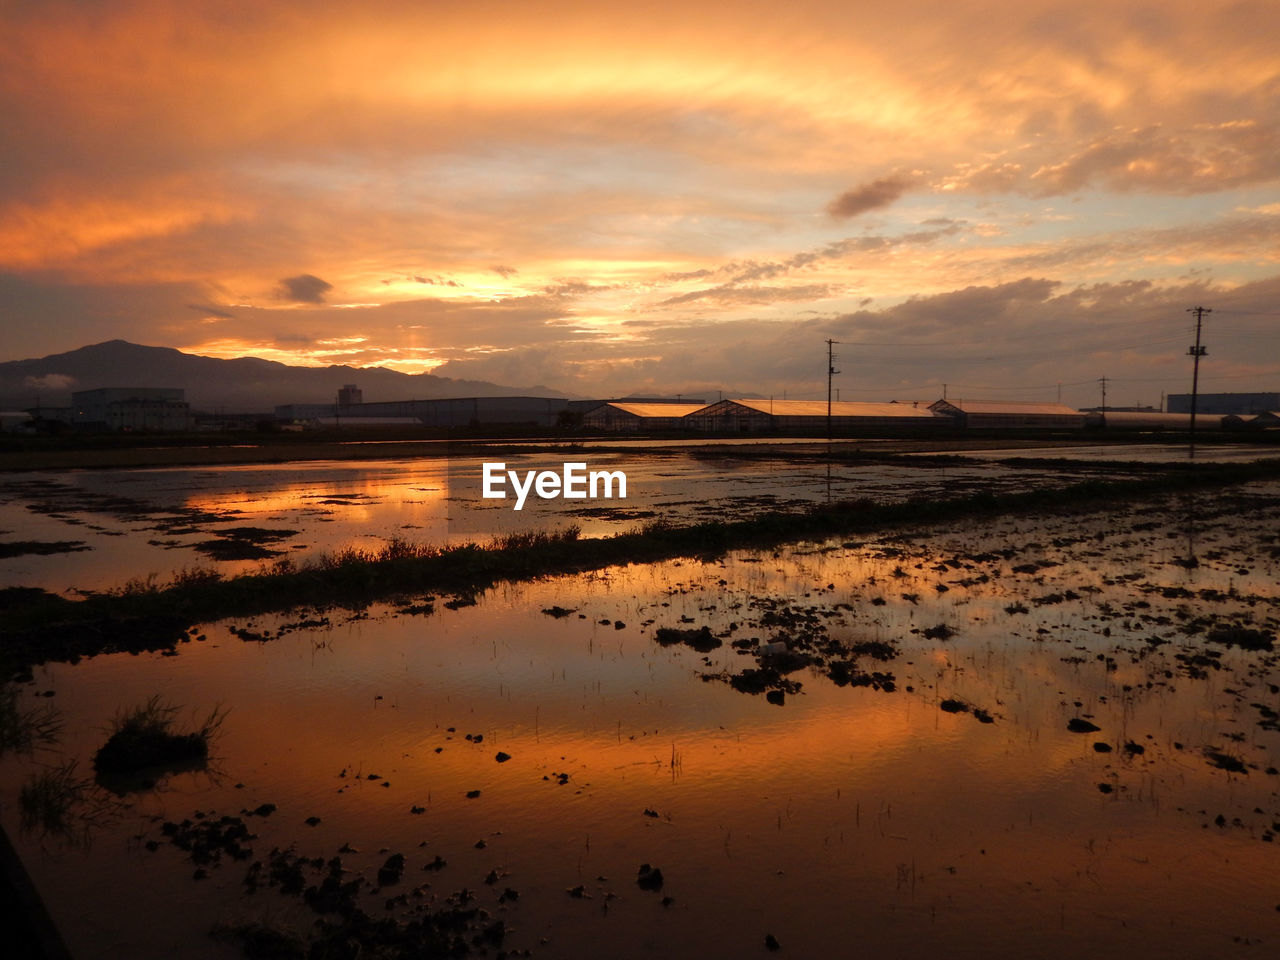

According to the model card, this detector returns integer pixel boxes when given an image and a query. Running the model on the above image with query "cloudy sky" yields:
[2,0,1278,406]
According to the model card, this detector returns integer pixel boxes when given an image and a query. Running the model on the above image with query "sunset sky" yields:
[2,0,1278,406]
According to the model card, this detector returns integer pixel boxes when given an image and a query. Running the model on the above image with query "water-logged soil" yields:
[0,450,1148,595]
[0,450,1100,593]
[2,479,1278,959]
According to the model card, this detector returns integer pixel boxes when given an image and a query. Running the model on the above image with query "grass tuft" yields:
[20,760,91,836]
[92,695,227,779]
[0,684,62,755]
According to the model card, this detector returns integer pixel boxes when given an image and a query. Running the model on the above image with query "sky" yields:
[2,0,1278,407]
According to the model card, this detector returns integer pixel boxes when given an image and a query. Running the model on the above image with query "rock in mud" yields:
[636,863,664,891]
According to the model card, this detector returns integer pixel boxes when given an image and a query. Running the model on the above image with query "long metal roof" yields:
[1102,411,1197,425]
[932,400,1082,416]
[715,399,938,418]
[594,402,709,418]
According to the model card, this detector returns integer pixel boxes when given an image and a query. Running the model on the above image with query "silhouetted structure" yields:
[1167,392,1280,414]
[70,387,192,431]
[929,399,1084,430]
[687,399,941,433]
[276,396,573,428]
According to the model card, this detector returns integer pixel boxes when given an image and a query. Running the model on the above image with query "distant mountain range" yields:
[0,340,571,412]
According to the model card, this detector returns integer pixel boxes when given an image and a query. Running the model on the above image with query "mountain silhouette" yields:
[0,341,570,412]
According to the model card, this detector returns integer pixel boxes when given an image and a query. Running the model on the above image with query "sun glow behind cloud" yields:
[2,0,1278,404]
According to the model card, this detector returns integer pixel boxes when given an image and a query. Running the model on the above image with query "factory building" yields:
[71,387,193,432]
[929,399,1085,430]
[1167,392,1280,415]
[275,396,574,428]
[685,399,943,434]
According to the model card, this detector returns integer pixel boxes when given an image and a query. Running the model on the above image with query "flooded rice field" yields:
[0,451,1108,594]
[2,474,1279,959]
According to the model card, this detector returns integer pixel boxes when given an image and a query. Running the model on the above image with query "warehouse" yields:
[275,396,573,428]
[71,387,193,432]
[929,399,1085,430]
[583,401,707,432]
[685,398,944,434]
[1167,392,1280,415]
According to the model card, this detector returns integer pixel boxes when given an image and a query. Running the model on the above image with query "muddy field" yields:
[2,476,1278,959]
[0,451,1110,593]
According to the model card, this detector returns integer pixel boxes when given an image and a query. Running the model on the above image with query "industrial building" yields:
[685,399,943,434]
[275,396,574,428]
[929,399,1085,430]
[1167,392,1280,415]
[582,401,707,432]
[70,387,193,432]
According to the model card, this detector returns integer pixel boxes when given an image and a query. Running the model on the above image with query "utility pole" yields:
[1098,376,1108,415]
[1187,306,1210,459]
[826,339,840,442]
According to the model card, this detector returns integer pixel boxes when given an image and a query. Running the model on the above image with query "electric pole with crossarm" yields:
[826,339,840,442]
[1187,306,1210,459]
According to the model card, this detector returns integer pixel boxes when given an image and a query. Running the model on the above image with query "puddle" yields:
[1,453,1094,594]
[2,480,1278,958]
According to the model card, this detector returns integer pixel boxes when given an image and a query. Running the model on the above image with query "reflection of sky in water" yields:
[2,484,1278,958]
[2,453,1085,593]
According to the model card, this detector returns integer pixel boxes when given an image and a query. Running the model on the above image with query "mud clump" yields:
[655,626,722,652]
[192,527,297,562]
[826,660,895,691]
[0,540,91,558]
[636,863,665,891]
[377,853,406,886]
[1206,624,1274,652]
